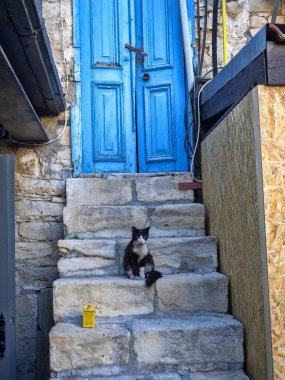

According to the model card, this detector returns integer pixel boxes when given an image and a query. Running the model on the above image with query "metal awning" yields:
[0,0,66,142]
[0,46,48,142]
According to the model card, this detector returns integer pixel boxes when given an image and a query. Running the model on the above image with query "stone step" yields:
[49,372,249,380]
[57,236,218,277]
[66,173,194,207]
[50,314,244,375]
[63,203,205,239]
[53,273,227,321]
[184,372,249,379]
[57,239,119,277]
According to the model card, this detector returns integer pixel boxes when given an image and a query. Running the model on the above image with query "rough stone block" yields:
[16,200,64,222]
[151,237,217,274]
[16,336,37,377]
[63,204,205,239]
[16,241,53,260]
[150,204,205,237]
[53,277,155,321]
[189,371,250,379]
[79,374,182,380]
[16,255,58,287]
[50,323,130,372]
[118,237,217,275]
[15,176,65,199]
[156,273,228,312]
[58,256,118,277]
[135,173,194,202]
[18,221,63,242]
[16,294,38,318]
[63,206,149,239]
[16,149,41,175]
[57,239,116,259]
[133,315,244,369]
[66,177,133,206]
[248,0,272,13]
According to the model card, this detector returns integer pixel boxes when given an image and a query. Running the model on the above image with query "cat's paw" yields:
[134,276,141,280]
[129,274,135,280]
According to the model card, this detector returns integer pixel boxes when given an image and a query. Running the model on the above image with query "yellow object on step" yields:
[83,304,95,328]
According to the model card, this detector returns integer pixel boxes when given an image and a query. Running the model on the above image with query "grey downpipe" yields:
[179,0,195,92]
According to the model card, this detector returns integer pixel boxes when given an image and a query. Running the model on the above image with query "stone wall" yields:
[0,0,283,378]
[0,0,74,378]
[197,0,285,77]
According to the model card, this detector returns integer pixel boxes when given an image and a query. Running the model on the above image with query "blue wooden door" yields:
[80,0,137,173]
[79,0,188,173]
[135,0,188,172]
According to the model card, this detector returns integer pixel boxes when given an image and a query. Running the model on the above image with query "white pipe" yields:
[179,0,195,92]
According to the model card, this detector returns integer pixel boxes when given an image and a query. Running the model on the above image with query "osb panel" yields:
[201,89,268,380]
[258,86,285,380]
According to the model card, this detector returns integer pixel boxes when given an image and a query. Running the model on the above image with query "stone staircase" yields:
[49,173,249,380]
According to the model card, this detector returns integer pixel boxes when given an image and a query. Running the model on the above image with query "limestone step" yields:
[49,372,249,380]
[63,203,205,239]
[57,236,218,277]
[53,273,228,321]
[66,173,194,207]
[50,314,244,375]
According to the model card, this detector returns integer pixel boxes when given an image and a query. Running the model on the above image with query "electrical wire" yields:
[190,80,211,182]
[222,0,228,65]
[196,0,201,70]
[8,109,68,146]
[212,0,219,76]
[8,0,69,146]
[184,63,223,176]
[182,0,222,182]
[198,0,208,77]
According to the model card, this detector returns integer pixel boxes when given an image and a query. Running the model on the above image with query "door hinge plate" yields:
[0,313,5,360]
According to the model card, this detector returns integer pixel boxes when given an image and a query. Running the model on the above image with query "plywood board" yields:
[258,86,285,380]
[201,88,270,380]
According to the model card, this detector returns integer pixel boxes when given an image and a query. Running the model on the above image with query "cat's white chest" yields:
[133,243,148,260]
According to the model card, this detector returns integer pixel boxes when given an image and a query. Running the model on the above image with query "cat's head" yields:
[132,226,150,245]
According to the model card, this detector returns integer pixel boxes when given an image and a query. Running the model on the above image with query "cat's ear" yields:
[132,226,137,233]
[144,226,151,233]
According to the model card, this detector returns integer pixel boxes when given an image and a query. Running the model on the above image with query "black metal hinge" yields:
[0,313,5,360]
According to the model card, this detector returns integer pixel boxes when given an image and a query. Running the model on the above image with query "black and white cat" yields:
[123,226,162,287]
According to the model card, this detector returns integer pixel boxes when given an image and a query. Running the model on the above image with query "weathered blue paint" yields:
[71,0,82,176]
[136,0,187,172]
[72,0,195,174]
[80,0,136,173]
[187,0,197,71]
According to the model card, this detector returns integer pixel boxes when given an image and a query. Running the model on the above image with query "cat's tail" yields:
[145,270,162,287]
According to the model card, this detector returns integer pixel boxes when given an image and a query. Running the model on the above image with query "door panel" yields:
[145,85,175,161]
[92,83,124,162]
[136,0,188,172]
[142,0,173,70]
[90,0,120,68]
[80,0,136,173]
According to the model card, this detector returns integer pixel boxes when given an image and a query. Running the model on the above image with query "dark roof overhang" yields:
[0,0,66,142]
[200,23,285,140]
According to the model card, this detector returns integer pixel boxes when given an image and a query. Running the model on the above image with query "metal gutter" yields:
[0,0,65,116]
